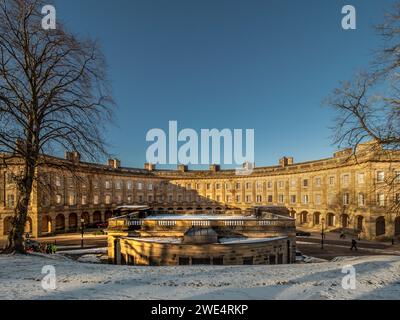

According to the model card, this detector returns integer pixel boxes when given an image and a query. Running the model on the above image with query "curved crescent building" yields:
[0,141,399,241]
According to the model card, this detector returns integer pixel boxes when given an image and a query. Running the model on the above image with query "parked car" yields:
[296,231,311,237]
[96,222,108,229]
[295,250,305,262]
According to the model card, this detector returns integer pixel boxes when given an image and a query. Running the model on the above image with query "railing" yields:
[108,216,295,232]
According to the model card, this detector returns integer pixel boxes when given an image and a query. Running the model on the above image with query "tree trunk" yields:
[3,160,35,254]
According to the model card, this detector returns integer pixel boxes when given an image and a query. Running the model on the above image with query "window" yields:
[343,193,350,206]
[168,195,173,202]
[315,194,321,205]
[246,195,252,203]
[216,195,221,202]
[105,181,111,189]
[315,177,321,187]
[303,195,309,204]
[278,181,284,189]
[137,182,143,190]
[105,194,111,204]
[377,171,385,183]
[303,179,309,187]
[377,193,385,206]
[216,183,221,190]
[226,195,232,203]
[206,183,211,190]
[93,180,99,189]
[127,195,133,203]
[93,194,99,205]
[7,194,15,208]
[290,179,296,188]
[342,174,350,186]
[396,171,400,183]
[267,181,272,189]
[246,182,251,190]
[6,173,13,184]
[256,195,262,203]
[290,195,296,204]
[278,194,284,204]
[138,195,144,203]
[267,195,273,203]
[329,176,335,186]
[236,183,241,190]
[81,195,87,205]
[115,181,122,190]
[68,194,76,206]
[126,181,132,190]
[358,193,365,207]
[55,175,61,187]
[358,173,365,184]
[148,195,153,202]
[256,181,263,190]
[148,183,153,191]
[236,195,241,203]
[177,195,182,202]
[56,194,62,205]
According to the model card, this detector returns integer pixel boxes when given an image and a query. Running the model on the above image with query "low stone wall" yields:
[108,235,296,266]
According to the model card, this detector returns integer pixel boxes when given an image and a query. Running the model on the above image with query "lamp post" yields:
[321,218,325,250]
[80,218,85,248]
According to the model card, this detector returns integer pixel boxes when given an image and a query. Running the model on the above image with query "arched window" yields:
[327,213,335,227]
[55,214,65,232]
[395,217,400,236]
[93,211,102,223]
[300,211,308,224]
[376,217,386,237]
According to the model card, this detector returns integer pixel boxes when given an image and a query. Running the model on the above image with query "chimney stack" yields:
[65,151,81,163]
[144,163,155,171]
[279,157,293,167]
[108,158,121,169]
[178,164,188,172]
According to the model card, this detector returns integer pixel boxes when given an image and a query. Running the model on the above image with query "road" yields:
[297,231,400,260]
[38,233,107,251]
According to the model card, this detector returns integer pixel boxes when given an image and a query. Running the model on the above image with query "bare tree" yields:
[0,0,114,253]
[325,3,400,218]
[326,2,400,152]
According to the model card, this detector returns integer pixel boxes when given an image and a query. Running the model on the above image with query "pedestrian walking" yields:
[350,239,358,251]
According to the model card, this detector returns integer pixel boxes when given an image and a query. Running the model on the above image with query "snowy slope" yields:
[0,254,399,300]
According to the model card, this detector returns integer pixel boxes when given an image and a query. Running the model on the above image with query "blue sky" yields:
[55,0,396,169]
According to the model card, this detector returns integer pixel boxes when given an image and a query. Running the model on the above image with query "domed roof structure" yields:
[183,227,218,244]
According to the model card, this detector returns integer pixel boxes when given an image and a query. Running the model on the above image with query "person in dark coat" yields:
[350,239,358,251]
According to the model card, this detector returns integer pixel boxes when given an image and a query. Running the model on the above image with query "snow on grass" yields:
[0,254,399,300]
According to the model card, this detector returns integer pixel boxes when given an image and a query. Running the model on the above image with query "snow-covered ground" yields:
[0,254,399,300]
